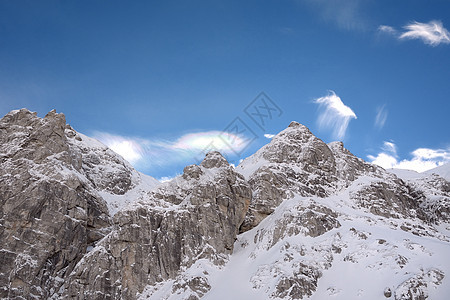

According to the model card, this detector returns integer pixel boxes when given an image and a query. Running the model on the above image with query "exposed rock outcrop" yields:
[0,109,111,299]
[236,121,405,232]
[61,151,251,299]
[394,268,444,300]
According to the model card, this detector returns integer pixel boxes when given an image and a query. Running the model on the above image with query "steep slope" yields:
[0,109,158,299]
[142,121,450,300]
[390,169,450,224]
[61,151,251,299]
[235,121,423,232]
[424,163,450,181]
[199,124,450,300]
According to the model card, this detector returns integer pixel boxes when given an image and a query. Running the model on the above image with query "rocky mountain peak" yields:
[288,120,300,127]
[200,151,229,169]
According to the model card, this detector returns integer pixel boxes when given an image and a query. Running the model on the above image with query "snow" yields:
[424,162,450,181]
[388,168,426,180]
[236,154,269,180]
[388,163,450,182]
[67,130,160,215]
[200,188,450,300]
[99,172,160,215]
[137,169,450,300]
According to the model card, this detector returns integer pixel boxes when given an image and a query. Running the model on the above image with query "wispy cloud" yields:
[92,130,250,171]
[314,91,357,140]
[93,132,145,165]
[368,141,450,172]
[374,105,388,129]
[379,20,450,46]
[378,25,397,35]
[400,20,450,46]
[264,133,275,139]
[300,0,368,31]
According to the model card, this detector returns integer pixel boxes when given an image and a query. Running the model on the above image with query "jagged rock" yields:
[237,122,386,232]
[237,122,339,232]
[394,268,444,300]
[328,141,382,185]
[350,179,426,221]
[404,174,450,223]
[65,127,140,196]
[171,276,211,300]
[254,203,341,249]
[61,152,251,299]
[273,263,322,299]
[0,109,111,299]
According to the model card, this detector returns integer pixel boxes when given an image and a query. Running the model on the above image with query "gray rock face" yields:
[237,122,339,232]
[328,141,382,184]
[273,263,322,299]
[254,203,341,249]
[0,109,111,299]
[406,174,450,223]
[64,125,140,196]
[237,122,387,232]
[394,268,444,300]
[351,179,426,221]
[61,151,251,299]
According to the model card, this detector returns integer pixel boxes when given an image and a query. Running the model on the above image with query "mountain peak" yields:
[288,120,300,127]
[200,151,229,169]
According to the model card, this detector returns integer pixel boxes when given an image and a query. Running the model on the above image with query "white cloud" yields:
[158,175,177,183]
[92,132,144,165]
[264,134,275,139]
[92,130,250,171]
[314,91,357,140]
[379,20,450,46]
[368,141,450,173]
[382,141,396,154]
[378,25,397,35]
[374,105,388,129]
[400,20,450,46]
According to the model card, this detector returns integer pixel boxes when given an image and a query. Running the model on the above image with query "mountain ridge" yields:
[1,108,449,300]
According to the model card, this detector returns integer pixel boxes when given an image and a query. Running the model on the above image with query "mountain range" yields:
[1,109,449,300]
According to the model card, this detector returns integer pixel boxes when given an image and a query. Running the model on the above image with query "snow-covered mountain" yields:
[1,109,449,300]
[424,163,450,181]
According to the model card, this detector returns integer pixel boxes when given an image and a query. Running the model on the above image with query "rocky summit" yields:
[1,109,449,300]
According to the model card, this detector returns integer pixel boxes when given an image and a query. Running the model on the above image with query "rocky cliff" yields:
[1,109,449,300]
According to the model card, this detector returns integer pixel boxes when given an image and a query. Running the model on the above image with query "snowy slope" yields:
[138,175,450,300]
[202,179,450,300]
[424,163,450,181]
[66,129,160,215]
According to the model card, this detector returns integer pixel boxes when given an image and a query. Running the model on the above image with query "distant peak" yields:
[288,121,300,128]
[200,151,229,169]
[44,109,65,120]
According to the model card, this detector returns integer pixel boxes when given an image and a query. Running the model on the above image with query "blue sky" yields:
[1,0,449,179]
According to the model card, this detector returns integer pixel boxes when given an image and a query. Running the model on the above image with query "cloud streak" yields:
[379,20,450,46]
[92,130,251,172]
[374,105,388,129]
[300,0,368,31]
[314,91,357,140]
[368,141,450,172]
